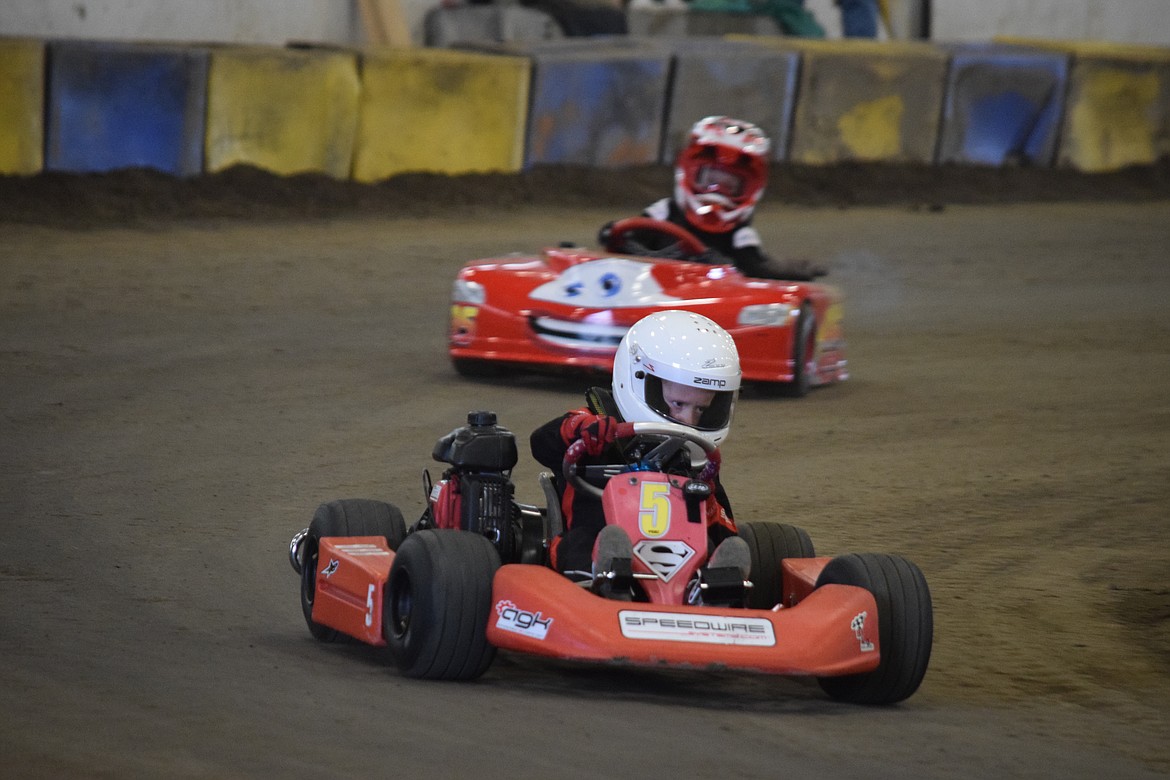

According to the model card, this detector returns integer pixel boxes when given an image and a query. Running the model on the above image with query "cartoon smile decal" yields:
[529,259,681,308]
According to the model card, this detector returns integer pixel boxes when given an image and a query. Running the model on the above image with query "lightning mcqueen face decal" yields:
[528,258,681,308]
[447,231,849,389]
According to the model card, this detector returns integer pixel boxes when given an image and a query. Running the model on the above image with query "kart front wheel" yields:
[814,553,933,705]
[737,522,815,610]
[453,357,505,378]
[781,303,816,398]
[300,499,407,642]
[385,529,500,680]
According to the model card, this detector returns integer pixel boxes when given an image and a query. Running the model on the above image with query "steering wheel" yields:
[601,217,710,262]
[562,421,719,500]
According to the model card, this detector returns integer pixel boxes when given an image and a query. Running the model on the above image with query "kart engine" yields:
[424,411,520,560]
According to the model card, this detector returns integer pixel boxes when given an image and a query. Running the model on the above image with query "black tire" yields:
[781,303,816,398]
[814,553,933,705]
[737,522,815,610]
[385,529,500,680]
[300,499,408,642]
[453,357,505,378]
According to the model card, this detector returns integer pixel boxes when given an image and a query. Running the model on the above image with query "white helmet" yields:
[612,310,741,446]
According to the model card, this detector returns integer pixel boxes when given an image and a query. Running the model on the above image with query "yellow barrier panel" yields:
[352,48,530,181]
[996,38,1170,172]
[0,39,45,175]
[733,37,949,164]
[205,46,360,177]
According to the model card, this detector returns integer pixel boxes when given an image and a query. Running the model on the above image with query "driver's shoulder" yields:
[643,198,671,221]
[732,224,762,249]
[586,386,623,419]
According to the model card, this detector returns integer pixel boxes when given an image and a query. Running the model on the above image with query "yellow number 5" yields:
[639,482,672,538]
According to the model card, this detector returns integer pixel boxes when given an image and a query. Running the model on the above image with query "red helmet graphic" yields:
[674,116,771,234]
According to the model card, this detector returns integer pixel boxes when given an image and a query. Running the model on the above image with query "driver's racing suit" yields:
[530,386,737,576]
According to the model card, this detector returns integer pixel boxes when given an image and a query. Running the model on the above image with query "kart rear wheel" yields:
[737,522,815,610]
[300,499,408,642]
[385,529,500,680]
[814,553,933,705]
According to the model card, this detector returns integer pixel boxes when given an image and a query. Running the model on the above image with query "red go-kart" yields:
[448,218,847,396]
[288,412,932,704]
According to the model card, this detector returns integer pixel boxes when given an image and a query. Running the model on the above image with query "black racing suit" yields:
[603,197,824,282]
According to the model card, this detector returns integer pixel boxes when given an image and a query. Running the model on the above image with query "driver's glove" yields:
[563,412,620,456]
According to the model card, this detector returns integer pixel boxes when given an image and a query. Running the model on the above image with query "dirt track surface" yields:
[2,169,1169,777]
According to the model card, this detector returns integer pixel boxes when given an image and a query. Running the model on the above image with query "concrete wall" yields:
[4,0,1170,47]
[0,0,364,46]
[933,0,1170,47]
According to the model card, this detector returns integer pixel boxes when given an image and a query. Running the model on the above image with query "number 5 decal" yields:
[639,481,672,537]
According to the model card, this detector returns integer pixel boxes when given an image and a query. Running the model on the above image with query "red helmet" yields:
[673,116,771,234]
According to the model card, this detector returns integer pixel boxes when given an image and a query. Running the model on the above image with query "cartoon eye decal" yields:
[599,273,622,297]
[565,281,583,297]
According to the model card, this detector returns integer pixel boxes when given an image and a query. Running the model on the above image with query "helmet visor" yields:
[644,375,737,432]
[693,164,745,198]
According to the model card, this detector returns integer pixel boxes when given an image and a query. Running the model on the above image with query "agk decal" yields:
[495,600,553,640]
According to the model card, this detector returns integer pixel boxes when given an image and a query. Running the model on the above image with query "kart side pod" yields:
[310,536,396,646]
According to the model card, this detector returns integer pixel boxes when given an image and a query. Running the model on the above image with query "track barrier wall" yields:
[659,37,799,164]
[46,41,208,177]
[204,46,360,177]
[936,43,1068,167]
[738,37,950,165]
[998,38,1170,173]
[520,38,671,168]
[0,38,43,175]
[2,33,1169,178]
[352,47,530,180]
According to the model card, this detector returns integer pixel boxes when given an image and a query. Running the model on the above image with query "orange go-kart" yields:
[288,411,932,704]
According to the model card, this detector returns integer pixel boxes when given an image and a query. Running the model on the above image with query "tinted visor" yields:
[693,164,745,198]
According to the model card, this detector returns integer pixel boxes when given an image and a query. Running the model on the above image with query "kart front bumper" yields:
[487,564,880,677]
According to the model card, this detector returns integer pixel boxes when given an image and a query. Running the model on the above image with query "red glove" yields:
[561,413,619,456]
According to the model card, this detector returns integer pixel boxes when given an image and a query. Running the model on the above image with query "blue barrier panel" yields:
[522,39,672,168]
[996,37,1170,171]
[46,42,208,176]
[937,44,1069,167]
[660,37,799,163]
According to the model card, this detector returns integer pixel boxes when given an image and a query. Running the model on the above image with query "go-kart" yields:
[288,411,932,704]
[448,217,847,396]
